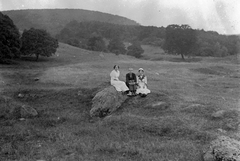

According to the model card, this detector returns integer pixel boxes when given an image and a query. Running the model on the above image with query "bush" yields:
[108,38,126,55]
[127,42,144,58]
[87,34,107,52]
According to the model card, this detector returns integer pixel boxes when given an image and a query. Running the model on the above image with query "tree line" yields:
[56,20,239,59]
[0,12,58,63]
[1,11,239,63]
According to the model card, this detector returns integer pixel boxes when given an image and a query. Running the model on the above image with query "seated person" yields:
[110,65,129,94]
[136,68,151,97]
[126,68,137,96]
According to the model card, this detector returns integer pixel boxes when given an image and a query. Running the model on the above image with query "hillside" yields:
[2,9,139,36]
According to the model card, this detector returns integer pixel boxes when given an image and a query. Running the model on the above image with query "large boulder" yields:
[204,135,240,161]
[90,86,128,117]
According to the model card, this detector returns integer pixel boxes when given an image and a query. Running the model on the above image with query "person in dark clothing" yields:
[126,68,137,96]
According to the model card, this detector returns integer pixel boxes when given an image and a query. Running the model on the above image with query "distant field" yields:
[0,43,239,161]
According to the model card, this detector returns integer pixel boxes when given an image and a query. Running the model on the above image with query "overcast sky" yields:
[0,0,239,34]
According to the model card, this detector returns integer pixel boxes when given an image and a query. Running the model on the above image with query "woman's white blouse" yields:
[110,70,120,81]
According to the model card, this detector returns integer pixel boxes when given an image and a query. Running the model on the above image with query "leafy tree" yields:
[164,24,197,59]
[108,38,126,55]
[21,28,58,61]
[213,42,229,57]
[87,33,106,52]
[0,12,21,62]
[127,41,144,58]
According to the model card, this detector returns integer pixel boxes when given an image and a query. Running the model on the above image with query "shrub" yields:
[108,38,126,55]
[127,42,144,58]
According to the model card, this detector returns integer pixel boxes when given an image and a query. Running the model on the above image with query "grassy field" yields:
[0,43,239,161]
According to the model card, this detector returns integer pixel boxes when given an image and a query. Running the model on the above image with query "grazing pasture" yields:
[0,43,239,161]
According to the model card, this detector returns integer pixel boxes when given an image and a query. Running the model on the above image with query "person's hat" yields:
[138,68,144,71]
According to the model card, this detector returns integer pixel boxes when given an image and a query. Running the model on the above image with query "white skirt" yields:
[136,83,150,94]
[111,80,129,92]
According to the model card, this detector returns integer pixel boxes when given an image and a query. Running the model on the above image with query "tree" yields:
[21,28,58,61]
[127,41,144,58]
[0,12,21,62]
[213,42,229,57]
[164,24,197,59]
[87,33,106,52]
[108,38,126,55]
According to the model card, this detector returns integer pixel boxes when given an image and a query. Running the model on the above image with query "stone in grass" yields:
[20,105,38,118]
[186,104,204,109]
[90,86,128,118]
[34,78,39,81]
[203,135,240,161]
[17,93,25,98]
[211,110,226,119]
[147,101,170,110]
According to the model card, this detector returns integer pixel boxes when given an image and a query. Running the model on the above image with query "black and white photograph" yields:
[0,0,240,160]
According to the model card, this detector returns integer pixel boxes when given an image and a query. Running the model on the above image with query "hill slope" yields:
[2,9,139,36]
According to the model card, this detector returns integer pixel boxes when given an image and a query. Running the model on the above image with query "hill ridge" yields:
[2,9,140,36]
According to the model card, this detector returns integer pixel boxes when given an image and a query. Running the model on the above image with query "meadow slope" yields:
[0,43,239,161]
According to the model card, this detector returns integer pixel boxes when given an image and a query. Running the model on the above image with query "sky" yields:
[0,0,240,35]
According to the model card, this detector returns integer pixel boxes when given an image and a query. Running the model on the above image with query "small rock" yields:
[150,101,170,110]
[186,104,204,108]
[20,105,38,118]
[18,93,24,98]
[211,110,225,119]
[19,118,25,121]
[217,128,226,133]
[34,78,39,81]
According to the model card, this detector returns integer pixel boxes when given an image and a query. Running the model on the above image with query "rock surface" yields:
[204,135,240,161]
[90,86,128,117]
[148,101,170,110]
[211,110,226,119]
[20,105,38,118]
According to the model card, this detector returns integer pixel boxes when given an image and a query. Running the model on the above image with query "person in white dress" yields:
[110,65,129,93]
[136,68,151,97]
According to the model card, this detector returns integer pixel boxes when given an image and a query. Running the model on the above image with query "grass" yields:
[0,43,239,160]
